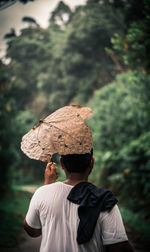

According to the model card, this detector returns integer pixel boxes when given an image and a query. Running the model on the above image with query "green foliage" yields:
[22,16,37,25]
[111,0,150,71]
[6,26,52,110]
[0,189,32,249]
[88,71,150,215]
[50,1,72,25]
[5,0,125,115]
[103,0,145,27]
[119,205,150,239]
[4,28,16,40]
[119,132,150,196]
[63,2,122,101]
[0,62,19,194]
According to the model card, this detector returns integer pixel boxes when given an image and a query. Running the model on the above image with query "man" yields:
[24,151,134,252]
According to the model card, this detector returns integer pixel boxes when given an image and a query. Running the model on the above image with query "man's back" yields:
[26,182,128,252]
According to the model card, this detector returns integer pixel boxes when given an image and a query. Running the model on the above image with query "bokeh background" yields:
[0,0,150,251]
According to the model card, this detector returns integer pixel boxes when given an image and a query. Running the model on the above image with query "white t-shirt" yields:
[26,182,128,252]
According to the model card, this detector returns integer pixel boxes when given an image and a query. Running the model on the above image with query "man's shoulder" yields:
[34,182,62,195]
[99,204,120,222]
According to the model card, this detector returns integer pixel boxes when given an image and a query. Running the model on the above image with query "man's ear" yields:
[90,156,95,170]
[60,157,65,170]
[88,156,94,174]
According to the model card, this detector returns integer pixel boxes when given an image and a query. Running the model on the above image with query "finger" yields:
[46,162,54,170]
[47,162,56,167]
[46,162,52,168]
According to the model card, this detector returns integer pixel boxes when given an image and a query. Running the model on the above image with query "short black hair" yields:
[61,148,93,173]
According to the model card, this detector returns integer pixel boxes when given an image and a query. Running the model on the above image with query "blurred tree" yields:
[102,0,145,27]
[0,0,35,10]
[5,25,51,110]
[0,61,19,194]
[4,28,16,40]
[50,1,72,26]
[22,16,38,26]
[110,0,150,71]
[4,0,130,114]
[88,71,150,215]
[3,0,149,191]
[19,0,35,3]
[62,2,125,103]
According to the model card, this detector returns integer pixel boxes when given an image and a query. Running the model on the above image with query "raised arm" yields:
[23,162,58,237]
[44,162,58,185]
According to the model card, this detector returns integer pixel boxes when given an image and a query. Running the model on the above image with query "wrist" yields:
[44,178,56,185]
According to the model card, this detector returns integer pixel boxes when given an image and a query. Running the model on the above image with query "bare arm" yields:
[23,162,58,237]
[23,219,41,237]
[105,241,134,252]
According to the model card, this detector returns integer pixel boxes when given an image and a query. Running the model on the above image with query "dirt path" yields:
[19,185,38,193]
[13,230,41,252]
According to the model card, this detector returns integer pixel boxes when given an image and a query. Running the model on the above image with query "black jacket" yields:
[67,182,117,244]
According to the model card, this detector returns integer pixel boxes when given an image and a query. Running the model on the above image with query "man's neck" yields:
[63,172,88,186]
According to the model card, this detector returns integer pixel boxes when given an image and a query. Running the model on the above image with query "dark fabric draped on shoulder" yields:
[67,182,117,244]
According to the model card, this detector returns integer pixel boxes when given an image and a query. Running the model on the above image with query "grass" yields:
[0,188,32,251]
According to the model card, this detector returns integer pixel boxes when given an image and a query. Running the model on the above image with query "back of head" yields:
[61,149,93,173]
